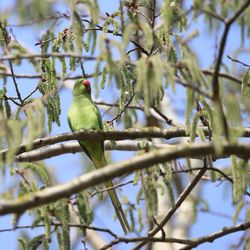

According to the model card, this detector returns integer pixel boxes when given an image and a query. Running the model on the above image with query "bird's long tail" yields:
[92,156,130,234]
[106,180,130,234]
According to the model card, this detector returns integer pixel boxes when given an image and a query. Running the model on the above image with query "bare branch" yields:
[96,100,143,111]
[0,222,117,238]
[80,20,150,56]
[0,23,23,105]
[23,86,39,102]
[175,79,212,99]
[107,92,135,124]
[0,53,96,61]
[179,221,250,250]
[15,141,174,162]
[0,69,243,87]
[152,106,181,127]
[2,127,192,158]
[227,55,250,68]
[173,166,250,197]
[212,0,250,100]
[1,142,250,215]
[210,1,250,140]
[199,208,244,222]
[7,13,71,27]
[90,180,133,197]
[101,236,192,250]
[202,69,245,86]
[2,127,250,161]
[201,8,225,23]
[128,8,153,25]
[0,72,96,79]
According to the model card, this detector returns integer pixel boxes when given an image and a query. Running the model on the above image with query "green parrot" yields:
[67,78,130,234]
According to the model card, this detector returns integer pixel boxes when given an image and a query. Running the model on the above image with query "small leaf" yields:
[18,237,28,250]
[241,69,250,97]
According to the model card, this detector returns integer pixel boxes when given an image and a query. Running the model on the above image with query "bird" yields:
[67,78,130,234]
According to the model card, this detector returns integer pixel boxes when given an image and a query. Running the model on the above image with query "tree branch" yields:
[7,13,71,27]
[210,0,250,140]
[201,8,225,23]
[202,70,242,85]
[0,70,243,86]
[1,142,250,215]
[212,0,250,99]
[0,53,96,61]
[15,141,174,162]
[0,23,23,105]
[101,236,192,250]
[173,166,250,197]
[0,72,97,79]
[0,222,117,238]
[107,92,135,124]
[179,221,250,250]
[152,106,182,127]
[2,127,250,161]
[80,20,150,56]
[96,100,143,111]
[175,78,212,99]
[227,55,250,68]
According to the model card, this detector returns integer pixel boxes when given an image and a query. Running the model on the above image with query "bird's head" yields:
[73,78,91,97]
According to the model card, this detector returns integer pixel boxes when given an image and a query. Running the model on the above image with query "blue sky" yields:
[0,1,249,250]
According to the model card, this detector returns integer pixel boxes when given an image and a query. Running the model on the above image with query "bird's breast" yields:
[68,99,101,131]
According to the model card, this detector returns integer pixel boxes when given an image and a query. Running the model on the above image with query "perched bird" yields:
[67,78,130,234]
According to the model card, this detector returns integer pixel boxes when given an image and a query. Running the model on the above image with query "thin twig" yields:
[0,69,243,86]
[202,8,225,23]
[211,0,250,96]
[126,47,140,55]
[0,53,96,61]
[151,0,157,29]
[101,236,192,250]
[96,100,143,111]
[23,86,39,102]
[90,180,133,197]
[15,141,173,162]
[176,79,213,99]
[107,93,135,124]
[0,23,23,105]
[227,55,250,68]
[80,19,150,56]
[175,63,243,85]
[4,95,22,106]
[129,8,153,24]
[0,222,117,238]
[199,208,244,222]
[0,72,97,80]
[152,106,180,127]
[211,1,250,139]
[202,69,242,85]
[173,166,250,196]
[179,221,250,250]
[7,13,71,27]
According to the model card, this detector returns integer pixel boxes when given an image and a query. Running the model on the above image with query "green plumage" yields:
[67,78,130,234]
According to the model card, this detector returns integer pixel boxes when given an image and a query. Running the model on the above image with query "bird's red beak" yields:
[82,79,91,93]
